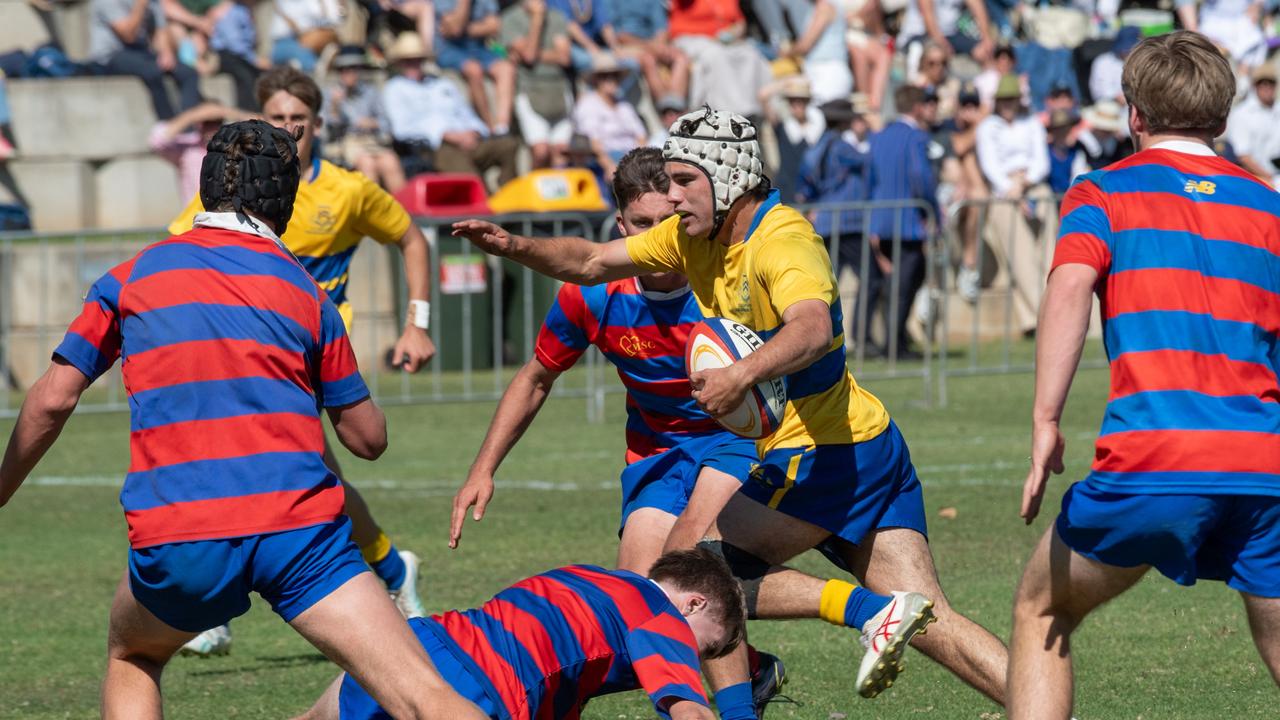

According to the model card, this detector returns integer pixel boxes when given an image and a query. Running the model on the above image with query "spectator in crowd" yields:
[647,94,685,147]
[435,0,516,135]
[1039,84,1077,124]
[669,0,771,118]
[1080,98,1131,169]
[974,41,1022,112]
[760,76,825,202]
[324,47,405,192]
[548,0,614,75]
[1046,108,1089,194]
[1227,62,1280,187]
[845,0,891,114]
[897,0,995,70]
[1016,0,1088,109]
[381,32,518,190]
[149,100,250,200]
[501,0,573,169]
[868,84,939,360]
[797,96,880,355]
[605,0,689,102]
[1089,25,1138,107]
[270,0,341,72]
[90,0,203,120]
[976,74,1053,336]
[571,53,646,180]
[157,0,216,71]
[207,0,266,110]
[914,41,960,120]
[778,0,852,105]
[938,83,987,304]
[1177,0,1268,70]
[382,0,436,58]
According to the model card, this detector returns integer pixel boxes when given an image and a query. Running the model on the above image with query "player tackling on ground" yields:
[452,107,1009,705]
[0,121,485,719]
[1010,31,1280,718]
[296,548,745,720]
[172,68,434,655]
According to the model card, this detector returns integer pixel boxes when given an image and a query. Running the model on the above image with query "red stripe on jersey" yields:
[321,336,360,387]
[1109,349,1280,403]
[637,612,702,657]
[600,324,692,361]
[1058,181,1105,217]
[1106,269,1280,334]
[1051,232,1111,273]
[1095,429,1280,474]
[159,228,296,257]
[484,598,562,706]
[629,402,722,435]
[617,373,694,399]
[631,654,705,698]
[624,429,672,462]
[126,339,310,394]
[559,566,654,630]
[534,328,585,372]
[124,268,320,335]
[434,611,526,720]
[128,412,325,473]
[569,657,615,718]
[556,284,600,340]
[513,575,617,660]
[1107,191,1280,255]
[66,302,121,361]
[124,485,344,548]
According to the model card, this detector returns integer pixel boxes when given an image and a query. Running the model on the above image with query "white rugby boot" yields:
[178,624,232,658]
[389,550,426,619]
[856,591,936,698]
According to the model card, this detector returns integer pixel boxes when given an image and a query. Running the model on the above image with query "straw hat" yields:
[386,33,432,62]
[780,76,812,100]
[587,53,624,78]
[1083,100,1125,133]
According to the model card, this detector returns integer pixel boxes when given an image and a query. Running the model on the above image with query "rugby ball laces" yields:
[685,317,788,439]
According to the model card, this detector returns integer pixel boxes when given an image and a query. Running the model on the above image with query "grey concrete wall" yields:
[94,156,182,229]
[0,160,94,231]
[10,78,155,160]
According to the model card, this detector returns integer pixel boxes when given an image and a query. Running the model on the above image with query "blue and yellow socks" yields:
[819,579,892,629]
[361,531,408,591]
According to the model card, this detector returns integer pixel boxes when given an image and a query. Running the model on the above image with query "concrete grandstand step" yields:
[10,77,156,160]
[0,159,94,232]
[0,1,52,54]
[94,156,181,229]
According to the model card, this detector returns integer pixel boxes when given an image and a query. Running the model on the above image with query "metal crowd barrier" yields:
[0,198,1088,419]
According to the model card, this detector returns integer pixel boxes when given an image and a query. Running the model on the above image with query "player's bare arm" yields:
[690,299,832,418]
[392,223,437,372]
[451,220,643,284]
[666,699,717,720]
[451,357,563,548]
[1021,263,1096,523]
[326,397,389,461]
[0,360,91,506]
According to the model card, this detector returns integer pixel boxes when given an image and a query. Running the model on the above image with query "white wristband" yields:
[409,299,430,330]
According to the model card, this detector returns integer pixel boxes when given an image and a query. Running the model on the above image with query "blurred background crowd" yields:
[2,0,1280,356]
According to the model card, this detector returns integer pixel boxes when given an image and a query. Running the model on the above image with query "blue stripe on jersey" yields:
[129,378,318,430]
[469,608,553,713]
[492,586,587,719]
[628,627,701,666]
[298,248,358,305]
[129,243,318,298]
[55,333,113,381]
[787,344,847,399]
[542,299,591,352]
[1103,311,1280,368]
[1101,166,1280,216]
[606,350,689,381]
[121,454,336,510]
[1088,470,1280,489]
[1099,390,1280,436]
[122,304,312,355]
[1060,203,1112,240]
[1109,230,1280,291]
[624,384,705,419]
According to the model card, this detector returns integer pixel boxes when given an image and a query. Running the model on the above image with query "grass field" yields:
[1,348,1275,719]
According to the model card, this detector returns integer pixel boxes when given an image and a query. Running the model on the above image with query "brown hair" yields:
[648,548,747,660]
[1121,31,1234,137]
[894,84,928,114]
[612,147,670,211]
[255,66,323,116]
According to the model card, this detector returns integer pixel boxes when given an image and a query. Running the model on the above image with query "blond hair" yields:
[1121,31,1234,137]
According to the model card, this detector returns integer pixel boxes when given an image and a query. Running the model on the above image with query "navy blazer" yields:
[867,119,938,242]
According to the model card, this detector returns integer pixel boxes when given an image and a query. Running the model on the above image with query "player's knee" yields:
[461,61,482,79]
[698,539,770,619]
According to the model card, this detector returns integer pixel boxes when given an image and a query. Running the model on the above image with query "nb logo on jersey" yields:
[1184,180,1216,195]
[619,335,657,357]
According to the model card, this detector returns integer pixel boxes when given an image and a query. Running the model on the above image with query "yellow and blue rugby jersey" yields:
[626,190,890,454]
[169,158,412,329]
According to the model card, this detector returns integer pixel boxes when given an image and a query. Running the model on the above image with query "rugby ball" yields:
[685,318,788,439]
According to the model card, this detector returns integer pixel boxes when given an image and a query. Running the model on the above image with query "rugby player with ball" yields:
[452,107,1009,708]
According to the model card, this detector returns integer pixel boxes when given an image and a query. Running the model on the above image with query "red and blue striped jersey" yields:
[418,565,708,720]
[53,223,369,548]
[1052,145,1280,496]
[535,280,718,463]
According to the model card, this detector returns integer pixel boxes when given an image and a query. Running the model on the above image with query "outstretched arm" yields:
[0,360,91,507]
[450,357,562,548]
[1021,263,1096,523]
[452,220,643,284]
